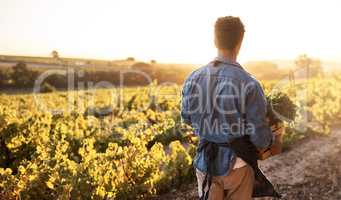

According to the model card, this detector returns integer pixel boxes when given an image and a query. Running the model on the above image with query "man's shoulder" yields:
[219,63,258,83]
[184,64,209,82]
[240,68,260,85]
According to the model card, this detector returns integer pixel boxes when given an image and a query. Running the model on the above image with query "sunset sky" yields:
[0,0,340,64]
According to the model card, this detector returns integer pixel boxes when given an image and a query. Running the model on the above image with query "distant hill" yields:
[0,55,197,72]
[0,54,198,89]
[1,54,339,81]
[245,59,341,73]
[275,59,339,72]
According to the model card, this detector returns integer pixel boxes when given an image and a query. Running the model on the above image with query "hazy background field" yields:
[1,53,340,94]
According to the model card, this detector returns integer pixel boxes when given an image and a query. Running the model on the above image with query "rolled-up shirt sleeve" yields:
[244,81,272,149]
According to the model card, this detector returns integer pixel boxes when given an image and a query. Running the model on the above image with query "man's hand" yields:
[270,122,284,155]
[271,122,284,136]
[266,117,284,138]
[257,121,285,160]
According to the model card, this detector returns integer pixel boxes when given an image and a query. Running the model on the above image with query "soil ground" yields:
[155,127,341,200]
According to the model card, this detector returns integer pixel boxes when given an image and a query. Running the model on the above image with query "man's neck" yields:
[217,50,238,63]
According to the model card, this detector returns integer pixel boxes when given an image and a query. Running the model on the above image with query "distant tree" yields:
[126,57,135,62]
[12,62,30,86]
[295,54,323,78]
[129,62,155,84]
[51,50,60,60]
[12,62,38,87]
[131,62,152,71]
[295,54,311,69]
[150,60,157,64]
[0,70,11,87]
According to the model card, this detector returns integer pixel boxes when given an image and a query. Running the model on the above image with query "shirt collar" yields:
[214,55,243,69]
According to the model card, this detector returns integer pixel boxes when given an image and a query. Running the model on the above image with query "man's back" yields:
[181,56,272,148]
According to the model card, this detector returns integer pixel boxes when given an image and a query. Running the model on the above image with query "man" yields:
[181,16,275,200]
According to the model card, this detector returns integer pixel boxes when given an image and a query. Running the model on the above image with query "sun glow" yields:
[0,0,340,63]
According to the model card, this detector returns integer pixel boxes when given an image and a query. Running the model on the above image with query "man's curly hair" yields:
[215,16,245,51]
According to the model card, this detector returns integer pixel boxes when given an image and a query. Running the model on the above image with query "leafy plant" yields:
[266,92,297,126]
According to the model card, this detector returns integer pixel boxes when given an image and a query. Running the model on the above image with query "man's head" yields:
[214,16,245,55]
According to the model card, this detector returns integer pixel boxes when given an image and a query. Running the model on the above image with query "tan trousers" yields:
[196,165,255,200]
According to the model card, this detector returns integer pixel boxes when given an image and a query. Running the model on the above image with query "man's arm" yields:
[181,81,191,125]
[244,81,272,149]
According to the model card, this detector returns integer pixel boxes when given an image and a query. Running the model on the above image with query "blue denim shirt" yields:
[181,56,272,176]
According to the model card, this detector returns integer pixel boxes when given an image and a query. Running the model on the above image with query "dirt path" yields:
[156,127,341,200]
